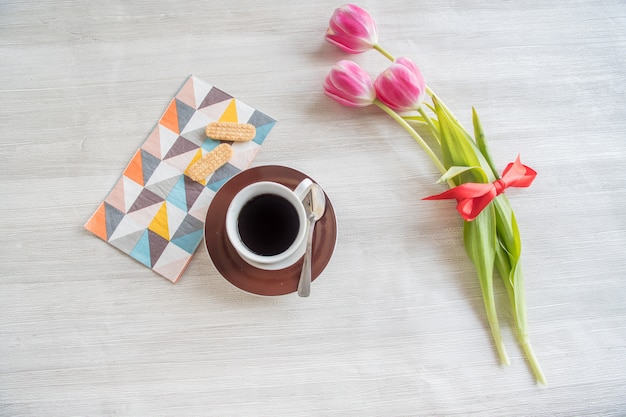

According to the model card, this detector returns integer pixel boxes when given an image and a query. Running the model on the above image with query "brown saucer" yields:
[204,165,337,296]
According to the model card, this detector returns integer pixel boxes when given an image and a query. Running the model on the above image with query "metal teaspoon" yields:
[297,183,326,297]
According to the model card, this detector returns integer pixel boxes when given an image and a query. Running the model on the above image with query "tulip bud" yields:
[374,57,426,112]
[325,4,378,54]
[324,60,376,107]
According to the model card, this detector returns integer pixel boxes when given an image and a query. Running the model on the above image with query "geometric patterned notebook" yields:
[84,75,276,282]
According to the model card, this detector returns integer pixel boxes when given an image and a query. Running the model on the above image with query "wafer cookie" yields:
[205,122,256,142]
[186,143,233,181]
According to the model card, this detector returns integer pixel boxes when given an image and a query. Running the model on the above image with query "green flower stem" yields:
[374,44,395,61]
[417,106,441,142]
[374,99,453,187]
[520,334,547,385]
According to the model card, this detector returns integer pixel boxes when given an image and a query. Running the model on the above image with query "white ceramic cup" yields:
[225,178,312,270]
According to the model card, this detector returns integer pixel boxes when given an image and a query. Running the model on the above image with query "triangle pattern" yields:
[108,211,148,241]
[180,109,210,137]
[228,141,258,170]
[184,175,206,210]
[153,243,193,282]
[104,176,126,213]
[84,202,107,241]
[105,202,125,240]
[219,99,238,122]
[124,150,144,186]
[125,202,163,229]
[128,188,164,213]
[201,138,221,153]
[187,187,215,221]
[145,162,181,187]
[234,101,255,124]
[166,175,188,212]
[166,201,188,240]
[148,229,170,267]
[196,99,233,121]
[175,99,195,133]
[164,136,199,160]
[158,124,180,159]
[207,163,240,192]
[109,229,145,254]
[183,149,205,184]
[172,213,204,240]
[192,77,213,109]
[171,229,204,254]
[159,99,179,134]
[146,175,180,200]
[182,126,209,148]
[141,149,161,185]
[161,149,198,173]
[251,121,276,145]
[148,202,169,240]
[123,176,144,213]
[199,87,232,109]
[130,230,152,267]
[175,77,196,108]
[247,109,276,128]
[142,126,161,159]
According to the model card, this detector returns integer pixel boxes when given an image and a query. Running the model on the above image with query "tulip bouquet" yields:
[324,4,545,384]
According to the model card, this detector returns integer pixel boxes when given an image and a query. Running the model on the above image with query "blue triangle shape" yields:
[171,229,204,254]
[130,230,151,267]
[252,121,276,145]
[166,175,188,211]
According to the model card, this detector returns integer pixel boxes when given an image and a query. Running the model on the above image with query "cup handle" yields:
[293,178,313,201]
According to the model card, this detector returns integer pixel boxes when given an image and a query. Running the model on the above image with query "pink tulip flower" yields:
[325,4,378,54]
[374,57,427,112]
[324,60,376,107]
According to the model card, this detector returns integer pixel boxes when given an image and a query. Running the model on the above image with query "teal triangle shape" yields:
[171,229,204,254]
[166,175,188,211]
[251,121,276,145]
[201,138,221,152]
[130,230,151,267]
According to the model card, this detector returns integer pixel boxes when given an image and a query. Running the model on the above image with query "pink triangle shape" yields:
[152,243,193,282]
[142,126,161,159]
[175,77,196,109]
[104,176,126,213]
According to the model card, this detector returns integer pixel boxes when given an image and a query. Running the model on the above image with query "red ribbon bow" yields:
[423,155,537,221]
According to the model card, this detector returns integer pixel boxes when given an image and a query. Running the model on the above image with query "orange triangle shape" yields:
[218,99,238,122]
[148,202,169,240]
[160,99,179,134]
[85,202,108,241]
[123,149,144,186]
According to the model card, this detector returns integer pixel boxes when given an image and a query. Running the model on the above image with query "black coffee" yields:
[237,193,300,256]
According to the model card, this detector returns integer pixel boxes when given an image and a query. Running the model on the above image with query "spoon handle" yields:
[297,213,316,297]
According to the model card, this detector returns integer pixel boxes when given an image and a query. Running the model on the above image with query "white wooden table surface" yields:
[2,1,625,415]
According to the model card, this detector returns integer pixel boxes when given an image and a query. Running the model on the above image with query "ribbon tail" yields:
[457,193,496,221]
